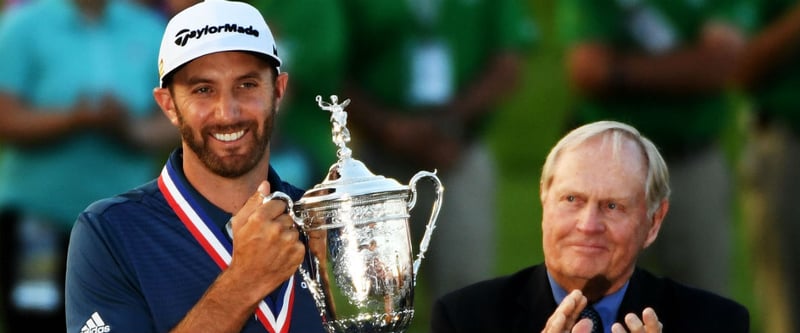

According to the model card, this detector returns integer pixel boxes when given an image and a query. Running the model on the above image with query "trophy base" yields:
[323,309,414,333]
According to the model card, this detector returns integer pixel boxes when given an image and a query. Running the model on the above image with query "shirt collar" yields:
[547,270,630,333]
[166,148,288,232]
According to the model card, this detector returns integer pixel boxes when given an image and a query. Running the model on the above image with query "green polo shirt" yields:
[557,0,757,155]
[342,0,536,110]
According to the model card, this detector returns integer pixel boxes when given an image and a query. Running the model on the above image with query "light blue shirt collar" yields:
[547,271,629,333]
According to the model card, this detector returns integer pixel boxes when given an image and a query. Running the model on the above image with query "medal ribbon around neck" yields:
[157,162,295,333]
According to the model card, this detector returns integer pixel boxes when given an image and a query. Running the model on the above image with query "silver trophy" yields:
[273,95,443,333]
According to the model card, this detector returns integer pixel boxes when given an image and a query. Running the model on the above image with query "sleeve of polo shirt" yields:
[66,212,155,333]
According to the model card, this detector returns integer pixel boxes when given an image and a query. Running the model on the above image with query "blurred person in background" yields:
[339,0,537,317]
[557,0,755,298]
[0,0,176,331]
[248,0,347,189]
[734,1,800,332]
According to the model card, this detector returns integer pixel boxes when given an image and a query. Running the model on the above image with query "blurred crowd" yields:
[0,0,798,332]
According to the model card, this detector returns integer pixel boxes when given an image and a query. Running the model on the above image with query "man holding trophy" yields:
[65,1,323,332]
[66,1,449,332]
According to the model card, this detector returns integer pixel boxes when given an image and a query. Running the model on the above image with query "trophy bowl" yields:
[277,96,444,333]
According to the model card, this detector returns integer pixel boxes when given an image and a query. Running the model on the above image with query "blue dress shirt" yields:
[547,271,630,333]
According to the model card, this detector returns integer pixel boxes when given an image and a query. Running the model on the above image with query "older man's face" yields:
[540,135,658,296]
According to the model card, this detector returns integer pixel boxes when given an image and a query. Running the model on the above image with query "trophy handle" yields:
[224,191,305,240]
[261,191,305,229]
[408,170,444,283]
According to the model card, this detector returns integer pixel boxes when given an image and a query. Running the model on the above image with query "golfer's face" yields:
[169,51,285,178]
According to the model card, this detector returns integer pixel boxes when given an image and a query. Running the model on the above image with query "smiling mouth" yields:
[213,130,245,142]
[570,242,607,254]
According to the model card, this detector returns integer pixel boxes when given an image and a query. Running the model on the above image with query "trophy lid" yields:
[297,95,408,205]
[298,156,407,205]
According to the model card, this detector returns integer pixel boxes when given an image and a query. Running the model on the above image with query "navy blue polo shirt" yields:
[65,149,325,333]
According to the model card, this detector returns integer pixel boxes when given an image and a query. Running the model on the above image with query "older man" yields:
[430,121,748,333]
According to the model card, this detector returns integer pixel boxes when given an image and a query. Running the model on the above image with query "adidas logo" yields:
[81,312,111,333]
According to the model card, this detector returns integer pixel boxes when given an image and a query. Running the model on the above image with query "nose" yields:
[577,204,605,233]
[214,90,240,121]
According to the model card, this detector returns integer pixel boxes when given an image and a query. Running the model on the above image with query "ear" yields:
[539,177,551,204]
[539,183,547,205]
[273,72,289,111]
[153,87,179,126]
[643,199,668,248]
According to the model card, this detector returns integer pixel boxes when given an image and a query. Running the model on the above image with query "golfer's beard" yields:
[177,108,275,178]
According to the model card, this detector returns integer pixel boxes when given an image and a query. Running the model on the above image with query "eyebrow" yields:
[182,71,266,86]
[237,71,265,81]
[555,185,637,202]
[183,76,212,86]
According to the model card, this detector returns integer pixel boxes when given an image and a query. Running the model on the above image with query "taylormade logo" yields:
[174,24,260,47]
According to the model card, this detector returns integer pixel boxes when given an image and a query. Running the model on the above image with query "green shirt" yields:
[342,0,536,109]
[557,0,757,154]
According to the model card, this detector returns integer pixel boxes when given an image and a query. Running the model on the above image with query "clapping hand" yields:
[541,290,663,333]
[541,290,594,333]
[611,308,662,333]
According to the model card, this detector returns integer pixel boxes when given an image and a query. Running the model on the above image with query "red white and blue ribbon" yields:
[158,162,295,333]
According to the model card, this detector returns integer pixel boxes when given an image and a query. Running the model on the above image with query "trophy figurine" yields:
[271,95,444,333]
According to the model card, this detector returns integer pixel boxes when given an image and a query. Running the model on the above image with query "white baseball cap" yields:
[157,0,282,87]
